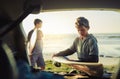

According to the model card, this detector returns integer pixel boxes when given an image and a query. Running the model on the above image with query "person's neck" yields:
[80,36,84,40]
[80,34,89,40]
[34,27,40,30]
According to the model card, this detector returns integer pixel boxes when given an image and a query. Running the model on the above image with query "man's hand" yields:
[52,53,58,58]
[29,55,32,59]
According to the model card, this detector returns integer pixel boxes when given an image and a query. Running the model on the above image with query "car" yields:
[0,0,120,79]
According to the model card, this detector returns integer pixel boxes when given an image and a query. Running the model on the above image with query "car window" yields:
[23,10,120,56]
[22,10,120,74]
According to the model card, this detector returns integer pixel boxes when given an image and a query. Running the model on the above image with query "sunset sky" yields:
[23,10,120,35]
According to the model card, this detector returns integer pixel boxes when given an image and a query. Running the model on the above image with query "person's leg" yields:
[40,66,45,70]
[37,54,45,70]
[30,55,37,67]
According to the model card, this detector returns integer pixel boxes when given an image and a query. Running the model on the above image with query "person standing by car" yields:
[53,17,99,62]
[28,19,45,70]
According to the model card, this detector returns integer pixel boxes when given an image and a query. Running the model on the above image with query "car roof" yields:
[42,0,120,12]
[0,0,120,21]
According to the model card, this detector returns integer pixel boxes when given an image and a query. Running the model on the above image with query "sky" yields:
[22,10,120,35]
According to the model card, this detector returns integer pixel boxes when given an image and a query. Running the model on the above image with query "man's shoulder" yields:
[87,34,98,45]
[37,30,43,36]
[73,37,79,44]
[75,37,79,41]
[37,29,42,33]
[88,34,97,43]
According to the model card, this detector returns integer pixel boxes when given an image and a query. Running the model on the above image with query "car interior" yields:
[0,0,120,79]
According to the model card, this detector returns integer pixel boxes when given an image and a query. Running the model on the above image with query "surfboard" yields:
[53,56,103,77]
[27,29,37,55]
[53,56,102,66]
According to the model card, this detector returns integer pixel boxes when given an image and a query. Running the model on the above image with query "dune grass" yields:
[45,60,72,73]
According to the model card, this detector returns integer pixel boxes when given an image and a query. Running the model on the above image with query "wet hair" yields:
[34,19,42,25]
[76,17,90,28]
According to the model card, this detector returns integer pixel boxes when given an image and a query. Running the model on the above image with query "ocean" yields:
[42,33,120,60]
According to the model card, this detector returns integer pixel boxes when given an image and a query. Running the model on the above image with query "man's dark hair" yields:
[76,17,90,28]
[34,19,42,25]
